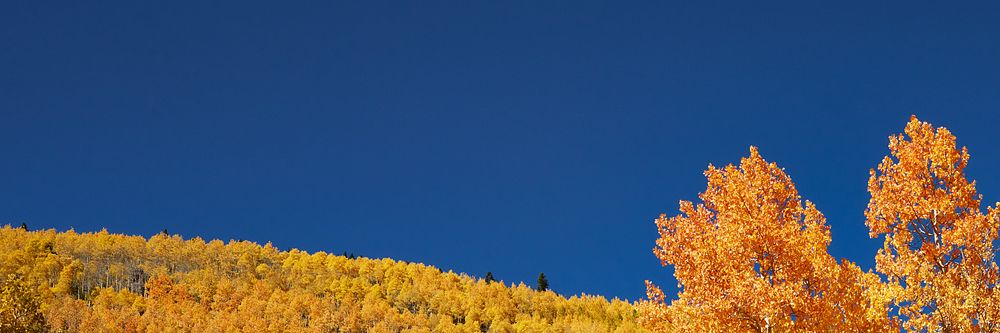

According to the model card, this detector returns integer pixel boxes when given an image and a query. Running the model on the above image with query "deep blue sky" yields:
[2,1,1000,301]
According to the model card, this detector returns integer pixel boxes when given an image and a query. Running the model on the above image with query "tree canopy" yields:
[0,274,47,332]
[640,116,1000,333]
[0,226,643,332]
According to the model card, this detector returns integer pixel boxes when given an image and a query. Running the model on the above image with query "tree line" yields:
[0,226,642,332]
[5,115,994,332]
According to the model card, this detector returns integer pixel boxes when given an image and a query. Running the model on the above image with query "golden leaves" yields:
[643,146,893,332]
[1,225,648,332]
[0,274,48,333]
[866,116,1000,332]
[642,116,1000,332]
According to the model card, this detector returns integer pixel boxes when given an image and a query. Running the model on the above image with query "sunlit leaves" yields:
[866,116,1000,332]
[641,148,895,332]
[0,274,47,333]
[642,116,1000,332]
[0,226,646,332]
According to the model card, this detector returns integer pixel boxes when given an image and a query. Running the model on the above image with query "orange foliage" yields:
[10,115,1000,333]
[640,147,896,332]
[866,116,1000,332]
[642,116,1000,332]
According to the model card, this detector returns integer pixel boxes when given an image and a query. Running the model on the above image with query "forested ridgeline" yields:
[0,226,645,332]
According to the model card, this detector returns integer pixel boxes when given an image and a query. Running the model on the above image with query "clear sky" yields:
[2,1,1000,301]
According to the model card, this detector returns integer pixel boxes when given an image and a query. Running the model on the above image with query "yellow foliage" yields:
[639,147,897,332]
[640,116,1000,332]
[14,115,1000,333]
[866,116,1000,332]
[0,226,644,332]
[0,274,47,332]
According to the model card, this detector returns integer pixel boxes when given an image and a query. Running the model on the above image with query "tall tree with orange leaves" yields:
[639,147,896,332]
[866,116,1000,332]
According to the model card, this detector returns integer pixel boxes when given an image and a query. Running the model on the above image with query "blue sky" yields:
[2,1,1000,301]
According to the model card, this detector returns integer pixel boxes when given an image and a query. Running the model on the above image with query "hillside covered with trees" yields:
[0,226,643,332]
[5,117,1000,333]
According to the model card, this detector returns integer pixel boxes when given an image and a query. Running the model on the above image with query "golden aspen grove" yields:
[0,226,643,333]
[4,116,1000,333]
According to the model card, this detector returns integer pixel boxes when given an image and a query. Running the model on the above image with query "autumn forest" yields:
[3,116,1000,332]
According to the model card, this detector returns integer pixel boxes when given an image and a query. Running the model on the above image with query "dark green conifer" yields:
[536,273,549,291]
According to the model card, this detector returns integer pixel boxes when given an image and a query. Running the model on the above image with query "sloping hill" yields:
[0,225,645,332]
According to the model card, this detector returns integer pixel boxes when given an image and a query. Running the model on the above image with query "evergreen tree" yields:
[484,272,495,284]
[536,273,549,292]
[19,223,27,231]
